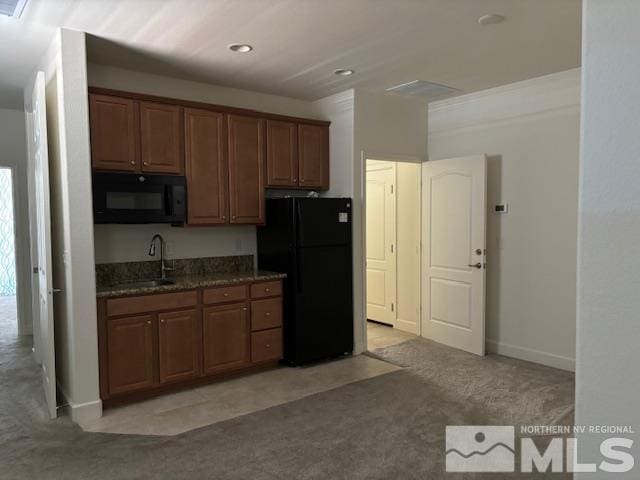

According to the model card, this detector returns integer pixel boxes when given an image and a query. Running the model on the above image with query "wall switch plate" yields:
[165,241,175,255]
[235,239,242,252]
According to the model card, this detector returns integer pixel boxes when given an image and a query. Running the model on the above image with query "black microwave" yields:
[92,173,186,224]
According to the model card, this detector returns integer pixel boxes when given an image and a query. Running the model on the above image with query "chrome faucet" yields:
[148,234,174,280]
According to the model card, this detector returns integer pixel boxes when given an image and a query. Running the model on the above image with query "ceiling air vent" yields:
[0,0,27,18]
[386,80,460,100]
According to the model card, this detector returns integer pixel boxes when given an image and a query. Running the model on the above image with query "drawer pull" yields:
[265,288,270,292]
[147,320,151,325]
[243,307,248,311]
[266,343,271,348]
[223,293,229,297]
[265,312,271,316]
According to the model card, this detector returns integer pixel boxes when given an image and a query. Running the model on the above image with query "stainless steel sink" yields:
[112,279,175,289]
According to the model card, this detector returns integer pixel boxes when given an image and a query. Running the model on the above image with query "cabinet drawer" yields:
[106,291,197,317]
[251,328,283,363]
[251,298,282,331]
[202,284,247,305]
[250,280,282,299]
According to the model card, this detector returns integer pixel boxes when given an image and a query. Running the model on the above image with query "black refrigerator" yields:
[257,197,353,365]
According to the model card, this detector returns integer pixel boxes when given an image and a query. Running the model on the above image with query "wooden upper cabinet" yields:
[89,94,138,172]
[266,120,298,187]
[106,314,155,395]
[158,309,200,384]
[298,124,329,190]
[202,303,250,375]
[139,101,184,174]
[184,108,228,225]
[227,115,265,224]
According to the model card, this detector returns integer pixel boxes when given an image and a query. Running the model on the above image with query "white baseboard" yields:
[70,399,103,424]
[57,382,103,424]
[486,339,575,372]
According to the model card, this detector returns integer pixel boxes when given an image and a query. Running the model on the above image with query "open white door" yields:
[366,161,396,325]
[421,155,487,355]
[30,71,57,418]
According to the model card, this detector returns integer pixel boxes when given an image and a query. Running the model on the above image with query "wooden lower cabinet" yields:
[251,328,283,364]
[158,309,200,384]
[106,314,155,395]
[99,280,283,404]
[202,303,250,375]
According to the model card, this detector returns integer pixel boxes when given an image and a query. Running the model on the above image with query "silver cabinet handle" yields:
[468,263,482,269]
[49,288,62,294]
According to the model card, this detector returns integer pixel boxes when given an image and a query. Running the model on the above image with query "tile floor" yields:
[81,354,401,436]
[366,320,417,350]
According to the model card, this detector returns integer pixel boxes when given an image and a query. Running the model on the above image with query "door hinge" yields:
[390,244,394,253]
[391,184,394,194]
[391,303,394,312]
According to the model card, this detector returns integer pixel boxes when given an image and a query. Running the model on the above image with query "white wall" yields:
[312,90,355,198]
[94,224,256,263]
[576,1,640,475]
[353,90,429,352]
[87,63,318,119]
[0,108,31,336]
[428,69,580,371]
[38,29,100,423]
[87,63,324,264]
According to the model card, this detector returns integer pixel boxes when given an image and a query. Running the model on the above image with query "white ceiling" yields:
[0,0,581,109]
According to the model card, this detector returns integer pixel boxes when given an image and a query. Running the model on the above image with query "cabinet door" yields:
[298,124,329,190]
[89,94,138,172]
[107,314,155,395]
[228,115,265,224]
[158,309,200,384]
[266,120,298,187]
[185,108,228,224]
[202,303,250,375]
[140,101,183,174]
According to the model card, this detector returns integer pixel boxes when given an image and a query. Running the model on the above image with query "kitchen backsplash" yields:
[95,255,254,286]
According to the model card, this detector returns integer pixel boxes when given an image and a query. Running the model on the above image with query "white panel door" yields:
[366,161,396,325]
[31,71,57,418]
[422,155,487,355]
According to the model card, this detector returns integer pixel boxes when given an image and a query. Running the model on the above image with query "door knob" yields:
[468,263,482,269]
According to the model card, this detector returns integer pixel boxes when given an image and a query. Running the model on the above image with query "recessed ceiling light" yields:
[478,13,505,25]
[334,69,355,77]
[228,44,253,53]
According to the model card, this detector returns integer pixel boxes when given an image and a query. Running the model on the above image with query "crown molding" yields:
[429,68,581,133]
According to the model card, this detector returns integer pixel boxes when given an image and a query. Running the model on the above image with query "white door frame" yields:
[359,151,423,351]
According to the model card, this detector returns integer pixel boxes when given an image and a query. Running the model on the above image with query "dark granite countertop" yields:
[96,270,286,298]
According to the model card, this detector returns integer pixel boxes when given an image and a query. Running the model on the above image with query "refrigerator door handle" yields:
[295,201,302,245]
[296,250,303,294]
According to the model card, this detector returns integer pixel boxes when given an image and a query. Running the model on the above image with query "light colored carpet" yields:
[0,301,574,479]
[369,337,575,426]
